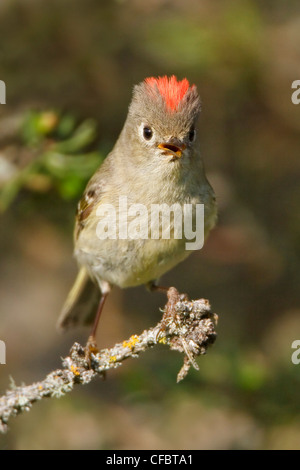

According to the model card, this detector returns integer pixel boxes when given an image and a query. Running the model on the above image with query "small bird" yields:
[57,75,217,347]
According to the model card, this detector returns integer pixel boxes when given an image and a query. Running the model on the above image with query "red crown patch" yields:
[145,75,193,111]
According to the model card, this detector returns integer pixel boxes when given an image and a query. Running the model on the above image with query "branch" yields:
[0,288,217,433]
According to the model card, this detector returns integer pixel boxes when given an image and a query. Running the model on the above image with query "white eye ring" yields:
[139,123,155,143]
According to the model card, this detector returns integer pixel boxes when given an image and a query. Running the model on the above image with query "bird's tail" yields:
[57,266,101,331]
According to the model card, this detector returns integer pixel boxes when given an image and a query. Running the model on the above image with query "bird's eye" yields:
[188,127,196,142]
[143,126,153,140]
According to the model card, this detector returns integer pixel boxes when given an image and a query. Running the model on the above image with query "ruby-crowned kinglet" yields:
[57,76,217,345]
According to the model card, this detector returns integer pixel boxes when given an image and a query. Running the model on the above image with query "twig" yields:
[0,288,217,433]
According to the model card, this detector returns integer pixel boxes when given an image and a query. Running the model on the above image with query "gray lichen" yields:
[0,288,217,433]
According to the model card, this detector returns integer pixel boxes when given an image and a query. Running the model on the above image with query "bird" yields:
[57,75,217,348]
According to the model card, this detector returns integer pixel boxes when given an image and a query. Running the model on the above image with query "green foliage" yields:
[0,110,103,211]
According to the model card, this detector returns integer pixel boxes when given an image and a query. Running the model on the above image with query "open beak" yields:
[158,141,186,160]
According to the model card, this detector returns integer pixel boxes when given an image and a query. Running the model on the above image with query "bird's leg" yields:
[147,281,169,294]
[148,281,188,301]
[85,292,109,359]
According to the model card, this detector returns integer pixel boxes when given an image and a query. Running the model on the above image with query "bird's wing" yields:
[73,159,110,242]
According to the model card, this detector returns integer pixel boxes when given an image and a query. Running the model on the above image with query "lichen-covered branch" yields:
[0,288,217,433]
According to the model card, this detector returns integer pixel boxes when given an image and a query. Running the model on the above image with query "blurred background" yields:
[0,0,300,450]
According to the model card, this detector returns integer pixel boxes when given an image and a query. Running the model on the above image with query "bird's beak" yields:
[158,140,186,159]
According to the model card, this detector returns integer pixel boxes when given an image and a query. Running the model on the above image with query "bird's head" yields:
[125,75,201,163]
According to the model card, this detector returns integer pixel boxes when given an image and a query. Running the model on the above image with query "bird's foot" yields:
[84,335,99,367]
[155,287,189,342]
